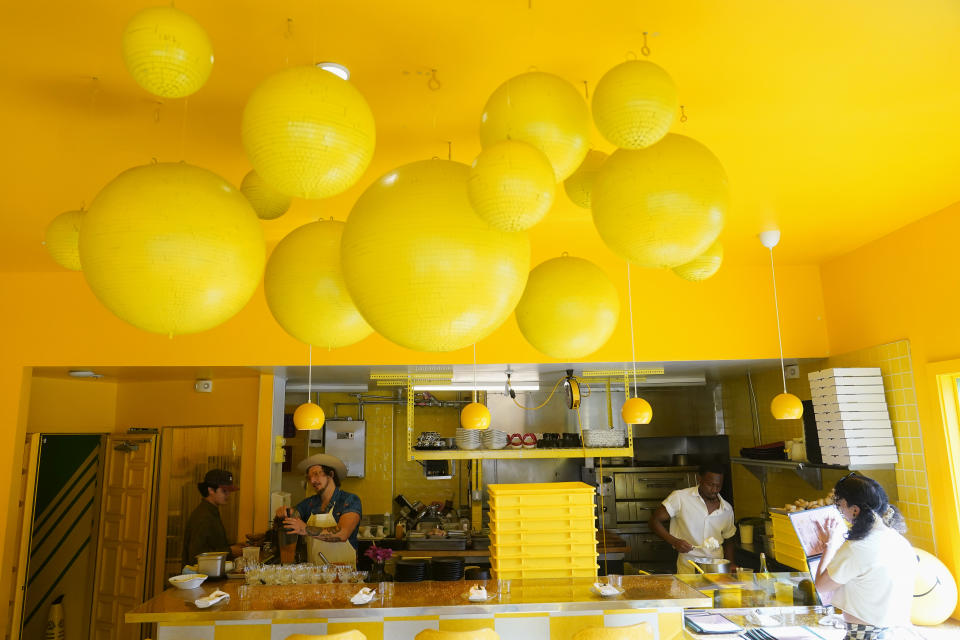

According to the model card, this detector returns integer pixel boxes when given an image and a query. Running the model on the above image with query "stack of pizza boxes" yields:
[808,367,898,465]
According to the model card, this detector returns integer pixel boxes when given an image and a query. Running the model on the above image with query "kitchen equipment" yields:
[196,552,228,578]
[325,419,365,477]
[672,453,690,466]
[689,556,731,573]
[562,370,581,409]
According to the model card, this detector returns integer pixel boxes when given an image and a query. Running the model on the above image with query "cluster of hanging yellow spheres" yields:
[264,219,372,349]
[514,256,620,359]
[43,210,84,271]
[79,163,265,335]
[341,160,530,352]
[467,140,556,232]
[121,7,214,99]
[240,170,291,220]
[563,150,608,209]
[672,240,724,282]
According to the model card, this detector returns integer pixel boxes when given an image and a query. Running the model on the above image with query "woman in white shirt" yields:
[815,473,915,640]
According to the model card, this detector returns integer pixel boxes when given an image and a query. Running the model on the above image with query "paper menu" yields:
[785,506,842,557]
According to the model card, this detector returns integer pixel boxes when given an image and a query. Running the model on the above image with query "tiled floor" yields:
[910,618,960,638]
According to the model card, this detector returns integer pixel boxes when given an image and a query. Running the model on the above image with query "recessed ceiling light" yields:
[69,370,103,379]
[316,62,350,81]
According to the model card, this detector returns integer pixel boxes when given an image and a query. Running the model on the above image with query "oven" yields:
[582,464,698,568]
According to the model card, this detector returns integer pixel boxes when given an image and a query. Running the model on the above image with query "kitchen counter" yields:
[392,530,629,559]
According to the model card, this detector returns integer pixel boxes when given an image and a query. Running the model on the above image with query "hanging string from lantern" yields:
[447,141,452,160]
[768,247,787,394]
[641,31,651,56]
[283,18,294,67]
[308,343,313,404]
[626,262,638,399]
[472,343,478,404]
[427,68,441,91]
[679,105,688,123]
[582,80,590,100]
[180,97,189,159]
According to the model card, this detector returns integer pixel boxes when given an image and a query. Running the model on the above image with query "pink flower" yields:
[364,543,393,563]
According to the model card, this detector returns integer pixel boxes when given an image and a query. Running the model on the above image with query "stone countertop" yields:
[125,575,710,623]
[392,530,629,558]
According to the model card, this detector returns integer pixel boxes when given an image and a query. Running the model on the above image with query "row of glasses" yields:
[244,563,369,585]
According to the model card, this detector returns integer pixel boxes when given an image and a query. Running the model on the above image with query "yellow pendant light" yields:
[461,345,491,430]
[760,230,803,420]
[621,263,653,425]
[294,345,325,430]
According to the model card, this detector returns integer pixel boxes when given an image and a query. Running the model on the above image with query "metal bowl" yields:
[689,556,731,573]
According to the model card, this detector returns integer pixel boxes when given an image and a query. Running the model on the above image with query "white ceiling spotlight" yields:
[316,62,350,80]
[758,229,781,249]
[68,370,103,379]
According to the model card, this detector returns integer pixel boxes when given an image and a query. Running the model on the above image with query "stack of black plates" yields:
[431,557,465,581]
[395,558,430,582]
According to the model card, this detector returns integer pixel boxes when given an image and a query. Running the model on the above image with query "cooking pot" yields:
[688,556,731,574]
[197,551,228,577]
[672,453,690,466]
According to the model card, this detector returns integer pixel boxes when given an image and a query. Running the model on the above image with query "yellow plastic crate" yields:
[490,541,597,557]
[770,509,824,571]
[493,566,597,580]
[489,526,597,546]
[488,514,595,532]
[487,482,596,496]
[487,482,596,509]
[490,503,595,523]
[491,553,597,572]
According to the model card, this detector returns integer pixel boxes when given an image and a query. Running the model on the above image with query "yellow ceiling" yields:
[4,0,960,273]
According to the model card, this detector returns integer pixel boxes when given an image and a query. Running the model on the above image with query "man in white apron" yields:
[277,453,362,567]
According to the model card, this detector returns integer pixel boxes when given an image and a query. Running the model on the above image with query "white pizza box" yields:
[812,400,888,413]
[820,435,896,447]
[811,384,885,396]
[822,453,899,465]
[808,368,881,381]
[816,417,892,429]
[819,443,897,456]
[815,410,891,422]
[817,427,894,439]
[811,392,887,405]
[810,376,883,389]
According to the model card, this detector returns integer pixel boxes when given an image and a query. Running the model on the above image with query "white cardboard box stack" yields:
[808,367,898,465]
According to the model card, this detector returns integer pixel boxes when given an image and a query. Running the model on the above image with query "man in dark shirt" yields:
[182,469,238,567]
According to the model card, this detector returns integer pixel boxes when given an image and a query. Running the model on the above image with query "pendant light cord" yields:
[626,263,638,398]
[308,344,313,404]
[769,248,787,394]
[472,343,477,404]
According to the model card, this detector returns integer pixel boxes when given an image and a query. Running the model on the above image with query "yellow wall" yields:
[27,377,117,433]
[820,200,960,613]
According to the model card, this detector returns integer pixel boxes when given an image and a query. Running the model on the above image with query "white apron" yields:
[306,511,357,567]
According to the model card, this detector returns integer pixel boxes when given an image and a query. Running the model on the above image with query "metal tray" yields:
[406,538,468,550]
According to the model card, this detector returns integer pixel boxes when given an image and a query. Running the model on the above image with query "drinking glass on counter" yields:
[606,574,623,589]
[379,581,395,601]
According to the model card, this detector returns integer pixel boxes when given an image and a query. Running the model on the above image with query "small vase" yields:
[369,562,391,583]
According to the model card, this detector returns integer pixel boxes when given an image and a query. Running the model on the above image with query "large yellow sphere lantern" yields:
[592,134,728,268]
[241,170,291,220]
[771,393,804,420]
[80,163,265,335]
[479,72,590,181]
[563,150,608,209]
[622,397,653,425]
[242,65,375,199]
[912,548,959,625]
[294,402,325,430]
[341,160,530,352]
[460,402,491,430]
[673,241,724,282]
[592,60,678,150]
[122,7,214,99]
[264,219,372,348]
[514,255,619,359]
[44,210,84,271]
[467,140,556,232]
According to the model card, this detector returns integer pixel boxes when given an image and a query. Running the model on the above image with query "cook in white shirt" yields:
[649,462,736,573]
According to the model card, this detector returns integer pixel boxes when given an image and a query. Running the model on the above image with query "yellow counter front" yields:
[126,576,709,640]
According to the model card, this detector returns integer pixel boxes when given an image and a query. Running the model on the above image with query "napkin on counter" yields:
[468,585,488,601]
[745,610,781,627]
[194,590,230,608]
[592,583,622,596]
[350,587,376,605]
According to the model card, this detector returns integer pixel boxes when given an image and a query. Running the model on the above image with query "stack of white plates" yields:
[481,429,509,449]
[455,427,482,450]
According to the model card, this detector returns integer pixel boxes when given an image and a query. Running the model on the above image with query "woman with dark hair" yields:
[814,473,915,639]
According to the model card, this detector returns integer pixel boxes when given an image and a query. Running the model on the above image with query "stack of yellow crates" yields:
[488,482,598,580]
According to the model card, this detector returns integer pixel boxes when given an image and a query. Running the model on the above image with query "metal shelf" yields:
[730,457,895,490]
[411,447,633,461]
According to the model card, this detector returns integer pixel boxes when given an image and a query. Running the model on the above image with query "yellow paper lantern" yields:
[242,65,376,199]
[241,170,292,220]
[514,255,619,359]
[341,160,530,352]
[80,163,265,335]
[672,241,724,282]
[294,402,325,430]
[912,548,958,626]
[592,134,728,268]
[563,150,608,209]
[44,210,84,271]
[467,140,556,232]
[771,393,803,420]
[460,402,491,430]
[592,60,678,150]
[479,72,590,181]
[622,397,653,425]
[264,219,372,349]
[122,7,214,99]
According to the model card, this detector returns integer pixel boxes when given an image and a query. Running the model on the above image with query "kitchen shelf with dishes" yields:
[730,457,895,490]
[410,446,634,461]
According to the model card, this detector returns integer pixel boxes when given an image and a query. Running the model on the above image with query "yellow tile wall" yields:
[826,339,934,552]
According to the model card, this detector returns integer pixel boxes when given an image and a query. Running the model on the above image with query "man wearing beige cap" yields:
[276,453,362,566]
